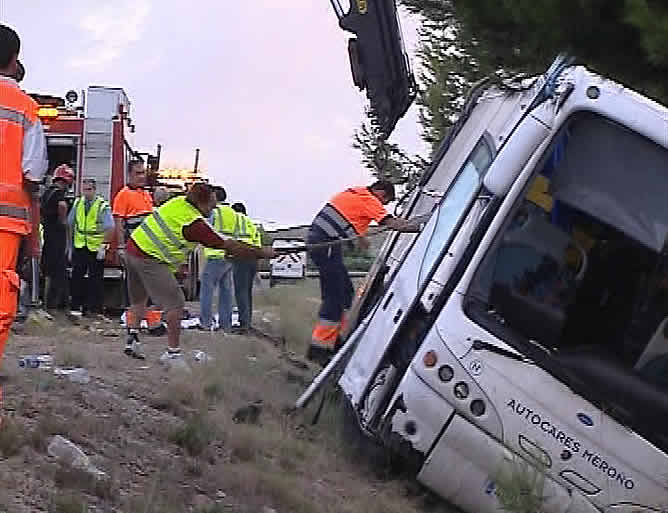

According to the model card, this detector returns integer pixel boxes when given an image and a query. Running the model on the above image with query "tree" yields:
[353,109,427,193]
[393,1,497,153]
[407,1,668,103]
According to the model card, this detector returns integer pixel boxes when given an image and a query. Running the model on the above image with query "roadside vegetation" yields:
[0,280,451,513]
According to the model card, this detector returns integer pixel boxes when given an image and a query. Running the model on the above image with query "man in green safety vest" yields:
[199,186,238,332]
[67,178,114,318]
[124,182,274,367]
[231,202,262,334]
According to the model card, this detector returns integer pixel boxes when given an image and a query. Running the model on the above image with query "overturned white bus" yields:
[300,55,668,512]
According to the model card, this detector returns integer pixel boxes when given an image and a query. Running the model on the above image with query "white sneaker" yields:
[124,334,146,360]
[68,310,83,323]
[159,350,191,372]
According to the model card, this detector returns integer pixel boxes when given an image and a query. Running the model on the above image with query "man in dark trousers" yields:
[230,202,261,334]
[68,178,114,318]
[41,165,74,313]
[307,180,421,365]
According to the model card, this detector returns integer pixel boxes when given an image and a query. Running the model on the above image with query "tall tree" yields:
[353,109,427,192]
[399,0,497,153]
[408,1,668,103]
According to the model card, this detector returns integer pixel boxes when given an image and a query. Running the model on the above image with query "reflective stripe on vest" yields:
[312,203,357,240]
[204,204,238,260]
[0,81,39,235]
[236,214,259,246]
[152,209,188,255]
[73,197,108,251]
[131,196,202,270]
[139,222,180,266]
[0,106,34,128]
[0,203,29,220]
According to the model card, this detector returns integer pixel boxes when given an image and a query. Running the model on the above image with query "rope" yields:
[273,213,431,255]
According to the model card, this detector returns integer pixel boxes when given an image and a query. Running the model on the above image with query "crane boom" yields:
[329,0,416,138]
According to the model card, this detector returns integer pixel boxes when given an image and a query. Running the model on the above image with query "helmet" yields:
[52,165,74,185]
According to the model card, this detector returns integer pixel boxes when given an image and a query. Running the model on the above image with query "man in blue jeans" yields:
[199,186,238,332]
[231,202,261,334]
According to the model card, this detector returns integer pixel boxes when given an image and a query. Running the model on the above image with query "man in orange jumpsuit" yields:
[0,24,48,407]
[307,181,421,365]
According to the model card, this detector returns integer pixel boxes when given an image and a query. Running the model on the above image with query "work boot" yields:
[124,331,145,359]
[159,349,190,372]
[306,344,334,367]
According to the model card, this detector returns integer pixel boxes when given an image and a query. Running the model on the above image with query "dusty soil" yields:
[0,281,452,513]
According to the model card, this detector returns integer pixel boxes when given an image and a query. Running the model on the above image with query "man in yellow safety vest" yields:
[199,186,238,332]
[67,178,114,318]
[124,182,274,367]
[231,202,262,334]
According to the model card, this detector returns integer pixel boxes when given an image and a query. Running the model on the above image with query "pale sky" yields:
[0,1,425,227]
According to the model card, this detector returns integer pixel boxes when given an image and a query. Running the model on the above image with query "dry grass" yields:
[253,279,320,355]
[57,348,88,369]
[52,493,89,513]
[494,457,547,513]
[54,466,117,501]
[169,413,217,456]
[28,414,69,452]
[0,416,24,458]
[1,284,443,513]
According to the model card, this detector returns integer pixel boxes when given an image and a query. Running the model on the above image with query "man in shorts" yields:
[124,183,274,367]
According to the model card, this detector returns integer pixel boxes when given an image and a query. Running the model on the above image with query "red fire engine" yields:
[31,86,160,309]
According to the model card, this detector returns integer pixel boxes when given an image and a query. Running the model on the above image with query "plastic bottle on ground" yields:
[18,354,53,369]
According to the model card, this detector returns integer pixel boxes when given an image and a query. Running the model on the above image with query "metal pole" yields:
[156,144,162,170]
[295,318,368,409]
[194,148,200,174]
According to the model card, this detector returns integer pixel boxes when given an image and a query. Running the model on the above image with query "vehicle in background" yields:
[269,238,307,287]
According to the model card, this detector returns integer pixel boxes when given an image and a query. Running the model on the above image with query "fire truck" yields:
[31,86,160,309]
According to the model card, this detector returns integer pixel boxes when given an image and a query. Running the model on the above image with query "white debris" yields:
[47,435,106,480]
[54,367,91,384]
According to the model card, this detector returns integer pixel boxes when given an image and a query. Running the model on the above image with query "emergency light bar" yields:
[37,107,59,119]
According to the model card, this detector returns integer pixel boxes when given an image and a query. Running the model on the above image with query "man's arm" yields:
[101,207,114,244]
[60,198,71,260]
[23,118,48,258]
[22,119,48,183]
[58,200,68,225]
[182,220,274,259]
[380,215,422,233]
[114,217,125,247]
[111,191,127,248]
[66,204,76,227]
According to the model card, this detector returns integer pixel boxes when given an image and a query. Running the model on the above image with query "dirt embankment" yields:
[0,287,450,513]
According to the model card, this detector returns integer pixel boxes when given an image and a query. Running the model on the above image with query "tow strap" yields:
[273,213,431,255]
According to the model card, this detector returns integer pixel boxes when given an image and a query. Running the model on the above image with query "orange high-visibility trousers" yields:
[311,318,341,350]
[0,232,21,362]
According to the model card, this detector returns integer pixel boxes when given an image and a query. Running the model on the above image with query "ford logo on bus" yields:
[577,413,594,427]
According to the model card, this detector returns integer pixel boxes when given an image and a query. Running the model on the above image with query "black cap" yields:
[0,24,20,70]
